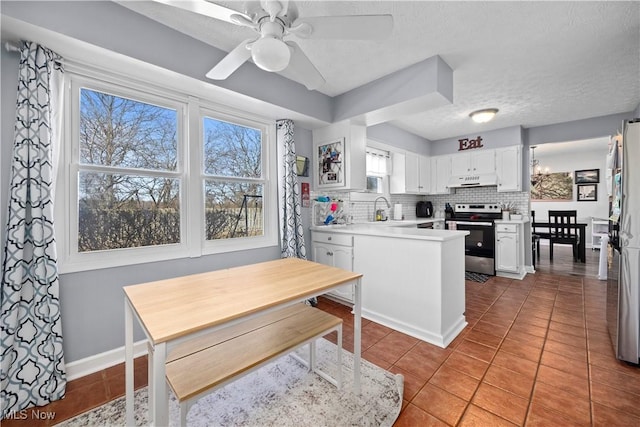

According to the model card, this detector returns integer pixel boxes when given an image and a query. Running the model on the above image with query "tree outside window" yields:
[203,117,264,240]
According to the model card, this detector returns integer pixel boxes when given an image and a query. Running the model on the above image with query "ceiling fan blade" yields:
[260,0,285,21]
[149,0,250,24]
[205,39,253,80]
[282,41,325,91]
[291,15,393,40]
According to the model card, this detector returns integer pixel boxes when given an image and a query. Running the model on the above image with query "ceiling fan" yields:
[150,0,394,90]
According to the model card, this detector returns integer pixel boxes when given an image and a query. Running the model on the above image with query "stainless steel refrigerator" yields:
[607,119,640,364]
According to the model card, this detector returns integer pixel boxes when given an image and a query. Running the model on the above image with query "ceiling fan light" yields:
[251,37,291,72]
[469,108,499,123]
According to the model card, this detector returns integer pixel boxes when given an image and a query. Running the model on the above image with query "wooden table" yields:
[124,258,363,426]
[532,222,588,263]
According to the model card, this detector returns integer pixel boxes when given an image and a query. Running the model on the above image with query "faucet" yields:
[373,196,391,221]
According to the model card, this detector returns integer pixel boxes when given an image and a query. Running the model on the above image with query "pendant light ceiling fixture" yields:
[469,108,499,123]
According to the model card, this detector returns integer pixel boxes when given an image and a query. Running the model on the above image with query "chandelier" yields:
[530,146,550,186]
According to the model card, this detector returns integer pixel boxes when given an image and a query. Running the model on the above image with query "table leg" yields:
[125,300,134,426]
[580,227,586,262]
[150,342,168,426]
[353,278,362,394]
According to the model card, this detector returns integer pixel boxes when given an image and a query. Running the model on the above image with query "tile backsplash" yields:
[310,187,530,225]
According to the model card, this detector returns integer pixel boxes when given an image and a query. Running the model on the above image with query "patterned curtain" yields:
[276,119,306,259]
[1,42,66,416]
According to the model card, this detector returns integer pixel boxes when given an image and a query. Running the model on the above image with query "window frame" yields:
[57,68,277,274]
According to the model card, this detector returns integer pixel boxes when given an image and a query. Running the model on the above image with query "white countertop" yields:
[310,219,468,242]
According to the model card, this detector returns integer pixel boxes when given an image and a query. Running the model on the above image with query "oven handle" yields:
[454,221,494,227]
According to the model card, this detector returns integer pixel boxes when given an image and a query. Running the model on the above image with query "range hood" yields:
[448,173,498,188]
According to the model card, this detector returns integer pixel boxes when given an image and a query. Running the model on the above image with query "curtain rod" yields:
[4,41,20,53]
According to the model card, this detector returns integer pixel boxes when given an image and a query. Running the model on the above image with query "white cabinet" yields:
[591,219,608,249]
[390,152,430,194]
[430,155,452,195]
[311,231,354,304]
[495,222,527,279]
[495,146,522,192]
[496,223,519,273]
[312,121,366,191]
[450,150,495,176]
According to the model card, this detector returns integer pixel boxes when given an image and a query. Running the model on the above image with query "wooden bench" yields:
[164,303,343,426]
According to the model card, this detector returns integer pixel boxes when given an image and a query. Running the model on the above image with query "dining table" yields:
[532,221,588,263]
[124,258,363,426]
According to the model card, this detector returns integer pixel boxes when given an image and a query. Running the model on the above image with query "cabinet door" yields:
[451,150,495,176]
[451,153,471,176]
[430,156,452,194]
[496,146,522,192]
[472,150,496,175]
[405,153,420,193]
[311,242,354,302]
[312,242,334,267]
[496,232,519,273]
[390,152,407,194]
[418,155,431,194]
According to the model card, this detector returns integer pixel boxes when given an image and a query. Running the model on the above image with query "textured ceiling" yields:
[118,1,639,140]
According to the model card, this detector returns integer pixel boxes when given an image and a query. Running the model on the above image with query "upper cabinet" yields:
[495,146,522,192]
[450,150,496,177]
[389,145,522,195]
[312,121,366,191]
[430,155,452,195]
[390,152,431,194]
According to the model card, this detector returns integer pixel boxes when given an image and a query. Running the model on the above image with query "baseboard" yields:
[65,340,148,381]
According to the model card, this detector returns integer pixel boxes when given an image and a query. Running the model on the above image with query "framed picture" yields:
[314,138,345,189]
[575,169,599,184]
[577,184,597,201]
[530,172,573,201]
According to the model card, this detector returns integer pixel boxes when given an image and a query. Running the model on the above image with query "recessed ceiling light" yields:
[469,108,499,123]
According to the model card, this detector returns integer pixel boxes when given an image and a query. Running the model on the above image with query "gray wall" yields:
[2,1,639,364]
[430,125,523,156]
[367,123,431,156]
[0,45,288,362]
[524,113,630,147]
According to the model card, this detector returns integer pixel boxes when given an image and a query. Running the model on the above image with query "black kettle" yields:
[416,201,433,218]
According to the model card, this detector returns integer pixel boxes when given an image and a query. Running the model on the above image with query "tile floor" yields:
[319,269,640,426]
[3,252,640,426]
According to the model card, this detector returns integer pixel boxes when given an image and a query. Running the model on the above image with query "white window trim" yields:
[56,64,278,274]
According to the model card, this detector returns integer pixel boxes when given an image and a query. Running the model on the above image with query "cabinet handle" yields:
[326,251,333,256]
[328,236,332,241]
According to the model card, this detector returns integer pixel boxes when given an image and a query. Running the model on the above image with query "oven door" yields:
[454,221,495,275]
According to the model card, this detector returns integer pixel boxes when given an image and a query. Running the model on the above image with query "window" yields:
[77,88,181,252]
[202,116,264,241]
[366,147,389,194]
[59,71,276,272]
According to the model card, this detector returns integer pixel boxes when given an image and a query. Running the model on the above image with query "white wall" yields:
[531,138,610,246]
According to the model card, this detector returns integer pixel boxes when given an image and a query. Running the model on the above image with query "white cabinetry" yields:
[591,219,608,249]
[451,150,495,176]
[495,221,527,279]
[390,152,430,194]
[311,231,354,304]
[495,146,522,192]
[312,121,366,191]
[430,155,452,194]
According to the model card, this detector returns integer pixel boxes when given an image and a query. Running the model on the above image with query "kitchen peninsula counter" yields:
[311,223,468,348]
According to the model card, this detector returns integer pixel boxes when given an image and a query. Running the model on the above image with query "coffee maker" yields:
[416,201,433,218]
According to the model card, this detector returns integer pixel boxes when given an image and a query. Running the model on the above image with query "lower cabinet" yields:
[495,222,526,279]
[311,231,354,304]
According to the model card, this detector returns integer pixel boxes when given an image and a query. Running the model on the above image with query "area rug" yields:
[56,339,403,427]
[465,271,491,283]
